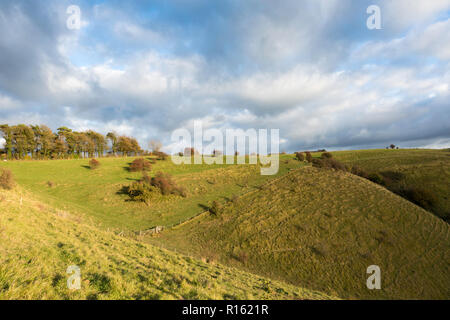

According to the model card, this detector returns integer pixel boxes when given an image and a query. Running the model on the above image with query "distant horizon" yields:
[1,121,450,154]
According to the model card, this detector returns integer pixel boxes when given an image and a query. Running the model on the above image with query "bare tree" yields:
[149,139,163,153]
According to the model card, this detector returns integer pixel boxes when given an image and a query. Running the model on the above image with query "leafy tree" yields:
[106,132,118,156]
[0,123,142,160]
[12,124,34,159]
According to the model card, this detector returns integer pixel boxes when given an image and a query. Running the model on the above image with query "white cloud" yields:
[383,0,450,31]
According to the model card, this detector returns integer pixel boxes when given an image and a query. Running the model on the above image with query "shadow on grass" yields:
[198,203,210,211]
[125,177,140,181]
[116,185,130,196]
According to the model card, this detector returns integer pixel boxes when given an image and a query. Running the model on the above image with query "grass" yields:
[0,187,334,300]
[0,155,304,231]
[332,148,450,221]
[1,149,448,299]
[157,166,450,299]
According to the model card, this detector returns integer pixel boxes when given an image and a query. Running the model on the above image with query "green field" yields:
[0,149,449,300]
[0,155,303,230]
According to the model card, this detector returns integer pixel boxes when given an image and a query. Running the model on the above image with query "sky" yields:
[0,0,449,152]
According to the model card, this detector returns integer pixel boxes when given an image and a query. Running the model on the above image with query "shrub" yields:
[312,158,346,171]
[0,169,14,190]
[351,165,369,179]
[150,172,186,197]
[130,158,152,172]
[89,159,100,170]
[126,181,157,205]
[153,151,168,161]
[379,171,405,184]
[367,173,384,185]
[126,172,186,203]
[295,152,305,161]
[305,152,312,162]
[395,186,438,211]
[47,181,54,188]
[321,152,333,159]
[312,158,324,168]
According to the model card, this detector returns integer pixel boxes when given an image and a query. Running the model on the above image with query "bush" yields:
[311,158,323,167]
[295,152,305,161]
[153,151,168,161]
[126,181,158,205]
[379,171,405,184]
[321,152,333,159]
[0,169,14,190]
[150,172,186,197]
[89,159,100,170]
[126,171,186,204]
[305,152,312,162]
[367,173,384,185]
[312,158,346,171]
[395,186,438,211]
[351,165,369,179]
[130,158,152,172]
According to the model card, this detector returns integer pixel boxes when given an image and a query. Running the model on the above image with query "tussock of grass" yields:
[0,187,333,300]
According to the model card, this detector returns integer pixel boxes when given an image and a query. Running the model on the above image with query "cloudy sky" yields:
[0,0,449,152]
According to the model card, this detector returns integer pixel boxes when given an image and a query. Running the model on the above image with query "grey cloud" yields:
[0,0,449,152]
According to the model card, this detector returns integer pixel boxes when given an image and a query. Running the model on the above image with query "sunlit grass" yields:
[158,166,450,299]
[0,155,304,230]
[0,187,334,300]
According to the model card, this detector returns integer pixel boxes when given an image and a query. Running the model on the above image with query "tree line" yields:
[0,124,143,160]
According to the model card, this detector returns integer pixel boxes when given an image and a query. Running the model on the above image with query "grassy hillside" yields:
[0,187,333,300]
[0,155,303,230]
[157,166,450,299]
[332,149,450,221]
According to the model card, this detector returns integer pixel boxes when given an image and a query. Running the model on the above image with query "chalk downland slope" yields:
[0,188,334,300]
[159,167,450,299]
[333,148,450,221]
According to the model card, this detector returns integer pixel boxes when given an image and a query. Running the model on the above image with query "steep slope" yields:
[0,187,334,300]
[158,167,450,299]
[332,149,450,221]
